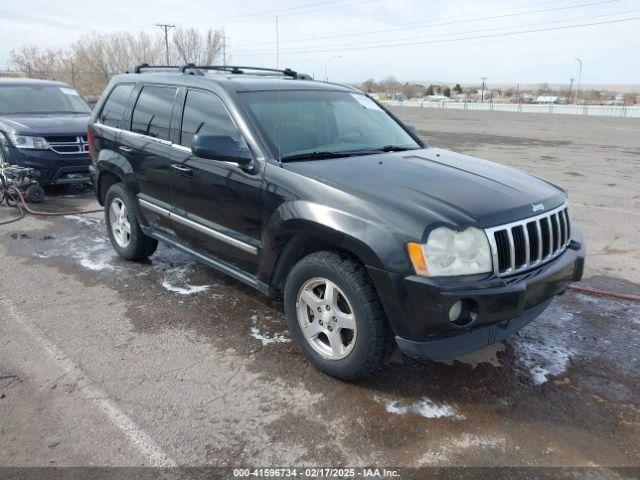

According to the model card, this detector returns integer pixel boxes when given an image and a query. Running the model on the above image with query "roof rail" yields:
[128,63,312,80]
[180,64,300,78]
[130,63,182,74]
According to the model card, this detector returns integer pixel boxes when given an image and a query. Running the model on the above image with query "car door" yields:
[122,84,178,235]
[169,88,264,274]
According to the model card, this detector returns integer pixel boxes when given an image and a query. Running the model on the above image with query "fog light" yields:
[448,298,479,327]
[448,300,463,322]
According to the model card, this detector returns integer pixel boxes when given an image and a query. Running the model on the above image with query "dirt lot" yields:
[1,110,639,472]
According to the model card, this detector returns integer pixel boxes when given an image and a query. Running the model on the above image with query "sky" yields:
[1,0,639,86]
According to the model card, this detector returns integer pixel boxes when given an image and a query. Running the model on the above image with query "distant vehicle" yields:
[89,64,586,380]
[0,78,92,186]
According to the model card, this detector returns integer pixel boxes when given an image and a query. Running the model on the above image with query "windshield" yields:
[0,84,92,115]
[239,90,420,160]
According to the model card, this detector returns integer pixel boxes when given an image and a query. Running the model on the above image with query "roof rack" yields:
[130,63,311,79]
[180,64,299,78]
[130,63,182,74]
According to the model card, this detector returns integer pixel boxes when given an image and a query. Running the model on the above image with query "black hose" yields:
[0,202,25,226]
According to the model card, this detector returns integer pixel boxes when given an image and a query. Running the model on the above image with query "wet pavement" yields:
[1,112,639,470]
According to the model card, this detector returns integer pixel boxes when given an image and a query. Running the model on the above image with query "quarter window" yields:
[98,84,134,128]
[131,86,177,141]
[180,90,246,149]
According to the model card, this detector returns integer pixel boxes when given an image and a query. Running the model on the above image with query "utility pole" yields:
[568,78,574,105]
[480,76,487,103]
[573,58,582,105]
[156,23,175,65]
[222,30,227,67]
[515,83,520,104]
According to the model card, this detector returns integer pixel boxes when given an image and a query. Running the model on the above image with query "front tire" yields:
[284,250,394,380]
[104,183,157,261]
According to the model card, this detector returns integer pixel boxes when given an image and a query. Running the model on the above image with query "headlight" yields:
[7,132,50,150]
[408,227,493,276]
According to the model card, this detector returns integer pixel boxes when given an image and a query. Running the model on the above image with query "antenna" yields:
[275,15,280,69]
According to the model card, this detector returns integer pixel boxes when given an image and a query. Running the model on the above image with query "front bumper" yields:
[368,229,586,360]
[3,146,91,186]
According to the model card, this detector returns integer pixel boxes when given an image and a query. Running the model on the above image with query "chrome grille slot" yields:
[45,135,89,155]
[486,204,571,277]
[511,225,526,268]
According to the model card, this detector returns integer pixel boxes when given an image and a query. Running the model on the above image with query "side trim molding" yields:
[138,198,258,255]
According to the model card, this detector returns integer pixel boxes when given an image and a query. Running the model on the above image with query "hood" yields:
[0,114,89,136]
[284,147,566,228]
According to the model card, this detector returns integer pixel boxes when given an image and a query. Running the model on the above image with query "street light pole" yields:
[324,55,342,82]
[568,78,574,105]
[573,58,582,104]
[480,76,487,103]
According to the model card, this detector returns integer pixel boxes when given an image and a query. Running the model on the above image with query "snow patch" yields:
[249,327,291,345]
[161,267,211,295]
[64,214,101,226]
[377,396,464,420]
[512,307,574,385]
[249,314,291,345]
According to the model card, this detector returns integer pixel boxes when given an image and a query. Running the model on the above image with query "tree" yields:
[425,85,434,96]
[453,83,462,94]
[537,83,549,95]
[361,78,377,92]
[401,83,419,99]
[10,45,67,79]
[172,27,223,65]
[379,76,400,99]
[443,87,451,97]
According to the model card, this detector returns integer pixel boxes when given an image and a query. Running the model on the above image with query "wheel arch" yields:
[260,201,410,293]
[95,150,137,206]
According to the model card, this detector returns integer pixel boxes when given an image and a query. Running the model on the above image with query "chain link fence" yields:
[386,99,640,119]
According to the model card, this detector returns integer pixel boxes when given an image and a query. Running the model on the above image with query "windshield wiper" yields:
[281,150,378,162]
[375,145,420,152]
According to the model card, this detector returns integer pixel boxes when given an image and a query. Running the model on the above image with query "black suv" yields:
[89,65,585,380]
[0,78,93,186]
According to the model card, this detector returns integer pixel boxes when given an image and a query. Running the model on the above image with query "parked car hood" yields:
[284,147,566,228]
[0,114,89,136]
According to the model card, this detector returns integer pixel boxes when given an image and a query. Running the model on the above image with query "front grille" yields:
[485,205,571,276]
[44,135,89,155]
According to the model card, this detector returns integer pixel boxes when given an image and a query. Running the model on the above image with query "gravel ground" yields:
[0,110,638,473]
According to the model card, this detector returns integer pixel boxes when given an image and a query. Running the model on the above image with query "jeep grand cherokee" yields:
[88,65,586,380]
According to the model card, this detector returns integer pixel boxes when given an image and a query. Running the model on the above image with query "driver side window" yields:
[180,90,246,149]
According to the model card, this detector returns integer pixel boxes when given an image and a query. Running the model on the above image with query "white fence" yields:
[386,100,640,118]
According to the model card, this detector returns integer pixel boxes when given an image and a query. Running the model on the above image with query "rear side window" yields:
[131,86,177,141]
[98,84,134,128]
[180,90,245,148]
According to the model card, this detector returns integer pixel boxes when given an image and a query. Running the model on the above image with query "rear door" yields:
[121,84,178,235]
[93,83,135,171]
[169,88,264,274]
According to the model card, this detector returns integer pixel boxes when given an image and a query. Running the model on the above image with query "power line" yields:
[232,0,622,47]
[193,0,376,24]
[232,15,640,57]
[236,9,639,54]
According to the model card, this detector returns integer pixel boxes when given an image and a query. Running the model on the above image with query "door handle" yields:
[118,145,133,153]
[170,163,193,177]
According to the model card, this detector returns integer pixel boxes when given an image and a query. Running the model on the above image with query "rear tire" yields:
[104,183,157,261]
[284,250,394,381]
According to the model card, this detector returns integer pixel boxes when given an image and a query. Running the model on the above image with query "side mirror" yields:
[406,124,418,135]
[191,134,252,166]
